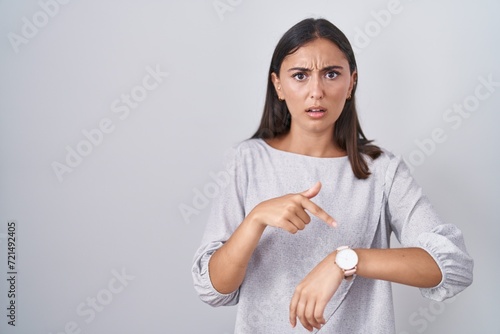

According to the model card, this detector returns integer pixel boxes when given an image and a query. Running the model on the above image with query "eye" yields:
[292,72,307,81]
[325,71,339,79]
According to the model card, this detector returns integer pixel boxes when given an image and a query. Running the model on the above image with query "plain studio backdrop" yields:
[0,0,498,333]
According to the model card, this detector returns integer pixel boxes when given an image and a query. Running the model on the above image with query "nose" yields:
[309,75,324,100]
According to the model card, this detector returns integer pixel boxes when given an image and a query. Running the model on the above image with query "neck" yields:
[268,127,346,158]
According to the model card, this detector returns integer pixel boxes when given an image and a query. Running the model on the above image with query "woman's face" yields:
[272,38,356,137]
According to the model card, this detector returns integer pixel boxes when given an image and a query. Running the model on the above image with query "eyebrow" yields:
[287,65,344,72]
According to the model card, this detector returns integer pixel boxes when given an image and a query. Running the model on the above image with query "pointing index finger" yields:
[301,198,337,227]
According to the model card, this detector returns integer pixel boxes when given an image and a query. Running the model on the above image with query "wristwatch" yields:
[335,246,358,281]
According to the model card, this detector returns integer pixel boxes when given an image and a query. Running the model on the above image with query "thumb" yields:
[300,181,322,199]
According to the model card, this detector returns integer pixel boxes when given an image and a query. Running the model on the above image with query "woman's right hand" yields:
[247,181,336,233]
[208,182,336,294]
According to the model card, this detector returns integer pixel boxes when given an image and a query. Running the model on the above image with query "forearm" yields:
[208,216,266,294]
[355,248,442,288]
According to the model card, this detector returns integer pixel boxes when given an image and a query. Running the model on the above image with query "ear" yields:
[271,72,283,100]
[348,71,357,96]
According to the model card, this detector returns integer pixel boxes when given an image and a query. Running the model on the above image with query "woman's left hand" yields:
[289,252,344,331]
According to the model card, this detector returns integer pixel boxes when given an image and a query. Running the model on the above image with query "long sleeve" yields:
[191,145,247,307]
[385,155,474,301]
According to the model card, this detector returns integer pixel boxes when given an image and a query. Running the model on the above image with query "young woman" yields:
[192,18,473,333]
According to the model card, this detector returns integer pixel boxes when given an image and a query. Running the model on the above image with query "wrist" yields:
[329,251,345,279]
[243,212,267,234]
[334,246,359,281]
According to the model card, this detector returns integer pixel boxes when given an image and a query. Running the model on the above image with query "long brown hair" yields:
[251,18,382,179]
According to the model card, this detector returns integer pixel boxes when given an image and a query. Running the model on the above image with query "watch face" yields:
[336,249,358,270]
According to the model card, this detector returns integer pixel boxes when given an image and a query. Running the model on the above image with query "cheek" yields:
[327,81,350,97]
[283,83,304,97]
[282,87,305,111]
[284,100,303,115]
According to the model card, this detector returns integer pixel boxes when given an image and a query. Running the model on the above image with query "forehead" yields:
[281,38,349,69]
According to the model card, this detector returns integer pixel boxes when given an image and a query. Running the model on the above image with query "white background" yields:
[0,0,499,333]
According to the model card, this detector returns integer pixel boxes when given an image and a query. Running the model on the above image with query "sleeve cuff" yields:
[417,224,474,301]
[192,241,240,307]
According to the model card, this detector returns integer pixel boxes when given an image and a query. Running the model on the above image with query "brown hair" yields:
[251,18,382,179]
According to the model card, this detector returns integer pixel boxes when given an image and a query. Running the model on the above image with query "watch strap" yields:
[343,267,357,281]
[335,246,358,280]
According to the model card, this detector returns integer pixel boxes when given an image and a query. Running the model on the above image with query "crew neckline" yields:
[257,138,349,161]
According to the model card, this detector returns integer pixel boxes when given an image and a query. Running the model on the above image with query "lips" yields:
[306,106,327,119]
[306,106,326,113]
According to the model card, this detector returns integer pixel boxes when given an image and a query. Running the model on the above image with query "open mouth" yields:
[306,107,327,118]
[306,108,326,113]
